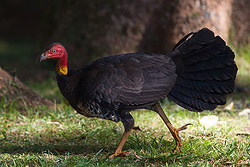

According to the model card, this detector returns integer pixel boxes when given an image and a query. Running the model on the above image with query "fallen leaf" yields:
[224,101,234,111]
[5,124,11,128]
[239,108,250,116]
[199,115,219,128]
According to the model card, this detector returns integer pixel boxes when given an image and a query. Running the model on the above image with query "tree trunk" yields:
[50,0,233,68]
[231,0,250,47]
[51,0,173,67]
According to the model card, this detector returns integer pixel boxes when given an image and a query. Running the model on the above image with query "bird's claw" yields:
[176,123,192,132]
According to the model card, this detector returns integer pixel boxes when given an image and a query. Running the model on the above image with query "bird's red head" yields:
[40,43,68,75]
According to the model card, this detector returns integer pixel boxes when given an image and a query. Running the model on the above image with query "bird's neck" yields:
[56,51,68,75]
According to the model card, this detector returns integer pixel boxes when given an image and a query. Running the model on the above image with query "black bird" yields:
[40,28,238,157]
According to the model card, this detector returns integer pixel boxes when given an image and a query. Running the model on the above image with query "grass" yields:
[0,99,250,166]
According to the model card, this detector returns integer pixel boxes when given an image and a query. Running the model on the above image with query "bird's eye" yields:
[52,49,57,53]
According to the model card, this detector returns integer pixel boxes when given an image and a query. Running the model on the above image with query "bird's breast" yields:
[76,102,99,118]
[75,101,120,122]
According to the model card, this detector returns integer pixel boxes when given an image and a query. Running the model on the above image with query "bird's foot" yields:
[109,152,141,159]
[169,123,192,153]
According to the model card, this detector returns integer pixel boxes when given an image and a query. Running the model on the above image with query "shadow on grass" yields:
[1,137,114,155]
[0,132,175,157]
[1,142,105,155]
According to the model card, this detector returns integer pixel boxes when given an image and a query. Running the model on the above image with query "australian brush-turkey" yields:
[40,28,237,157]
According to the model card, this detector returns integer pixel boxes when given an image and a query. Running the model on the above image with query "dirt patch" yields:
[0,67,53,110]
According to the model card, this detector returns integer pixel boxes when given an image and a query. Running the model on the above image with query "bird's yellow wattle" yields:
[56,65,68,75]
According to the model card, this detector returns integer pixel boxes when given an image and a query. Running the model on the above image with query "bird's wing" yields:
[78,53,177,108]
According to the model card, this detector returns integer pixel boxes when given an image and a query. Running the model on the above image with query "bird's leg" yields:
[109,128,132,158]
[153,102,192,152]
[109,113,134,158]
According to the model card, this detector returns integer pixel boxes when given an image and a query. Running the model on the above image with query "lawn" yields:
[0,97,250,166]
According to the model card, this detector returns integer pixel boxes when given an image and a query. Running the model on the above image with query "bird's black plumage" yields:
[168,28,237,111]
[41,28,237,156]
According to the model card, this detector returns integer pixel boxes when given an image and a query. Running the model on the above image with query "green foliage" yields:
[26,77,62,101]
[234,44,250,78]
[0,40,38,70]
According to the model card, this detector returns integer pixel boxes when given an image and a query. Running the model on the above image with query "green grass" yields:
[0,100,250,166]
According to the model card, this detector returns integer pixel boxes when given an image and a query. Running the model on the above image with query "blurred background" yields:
[0,0,250,103]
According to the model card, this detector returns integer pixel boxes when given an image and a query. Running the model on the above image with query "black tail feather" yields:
[176,78,235,93]
[168,28,237,112]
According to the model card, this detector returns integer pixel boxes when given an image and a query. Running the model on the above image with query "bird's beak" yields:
[40,53,49,62]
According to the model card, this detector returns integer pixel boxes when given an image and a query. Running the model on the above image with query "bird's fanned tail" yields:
[168,28,238,112]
